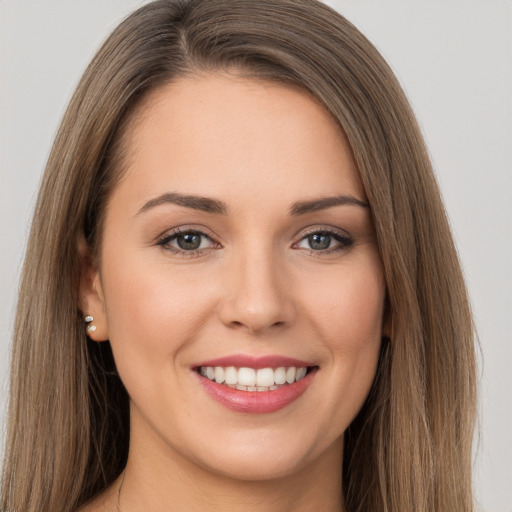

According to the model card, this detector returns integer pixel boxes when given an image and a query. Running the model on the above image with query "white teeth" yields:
[199,365,311,390]
[214,367,225,384]
[256,368,274,387]
[238,367,256,387]
[224,366,238,385]
[296,367,307,381]
[285,367,296,384]
[274,367,286,385]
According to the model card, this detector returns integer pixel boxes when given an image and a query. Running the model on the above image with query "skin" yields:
[81,74,388,512]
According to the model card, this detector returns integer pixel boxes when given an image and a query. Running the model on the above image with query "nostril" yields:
[218,285,296,333]
[226,319,286,333]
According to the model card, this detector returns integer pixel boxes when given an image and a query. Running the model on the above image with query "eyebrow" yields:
[289,195,369,215]
[137,192,228,215]
[137,192,369,217]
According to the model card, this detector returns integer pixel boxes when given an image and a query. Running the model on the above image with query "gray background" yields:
[1,1,510,510]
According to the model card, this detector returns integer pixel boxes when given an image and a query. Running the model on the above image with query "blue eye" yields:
[158,230,215,253]
[296,230,353,253]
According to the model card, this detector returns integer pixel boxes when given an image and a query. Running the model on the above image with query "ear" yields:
[78,234,109,342]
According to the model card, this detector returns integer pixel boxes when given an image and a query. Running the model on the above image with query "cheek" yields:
[99,251,217,379]
[302,257,386,350]
[297,257,385,416]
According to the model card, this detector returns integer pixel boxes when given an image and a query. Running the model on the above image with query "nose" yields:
[218,246,296,335]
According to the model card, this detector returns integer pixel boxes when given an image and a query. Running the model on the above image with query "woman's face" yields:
[85,74,387,481]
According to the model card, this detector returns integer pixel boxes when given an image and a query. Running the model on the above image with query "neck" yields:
[116,428,346,512]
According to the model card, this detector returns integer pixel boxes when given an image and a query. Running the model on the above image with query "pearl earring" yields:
[85,315,97,333]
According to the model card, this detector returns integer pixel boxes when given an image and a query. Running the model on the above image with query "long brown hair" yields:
[1,1,476,511]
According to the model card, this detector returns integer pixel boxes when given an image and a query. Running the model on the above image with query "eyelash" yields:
[293,227,354,256]
[156,227,219,257]
[156,226,354,257]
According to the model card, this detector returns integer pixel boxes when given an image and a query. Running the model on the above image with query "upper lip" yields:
[193,354,315,370]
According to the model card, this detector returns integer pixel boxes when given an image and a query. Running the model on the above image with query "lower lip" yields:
[195,370,316,414]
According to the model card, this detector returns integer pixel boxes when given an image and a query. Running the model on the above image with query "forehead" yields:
[113,73,365,212]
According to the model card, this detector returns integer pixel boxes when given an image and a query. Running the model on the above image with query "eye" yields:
[157,229,217,254]
[295,229,353,253]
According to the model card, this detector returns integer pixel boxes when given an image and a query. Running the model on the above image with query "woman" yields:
[1,0,477,511]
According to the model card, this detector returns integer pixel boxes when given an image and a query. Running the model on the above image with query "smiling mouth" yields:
[196,365,316,392]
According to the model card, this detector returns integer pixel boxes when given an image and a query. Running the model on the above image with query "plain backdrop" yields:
[0,1,511,510]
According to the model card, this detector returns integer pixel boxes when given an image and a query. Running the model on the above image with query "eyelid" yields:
[292,225,354,254]
[154,223,353,256]
[295,224,351,239]
[156,225,222,255]
[155,223,220,242]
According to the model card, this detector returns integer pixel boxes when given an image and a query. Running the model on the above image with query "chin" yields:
[179,425,343,483]
[197,448,315,482]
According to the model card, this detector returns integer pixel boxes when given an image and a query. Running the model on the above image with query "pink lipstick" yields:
[193,354,317,414]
